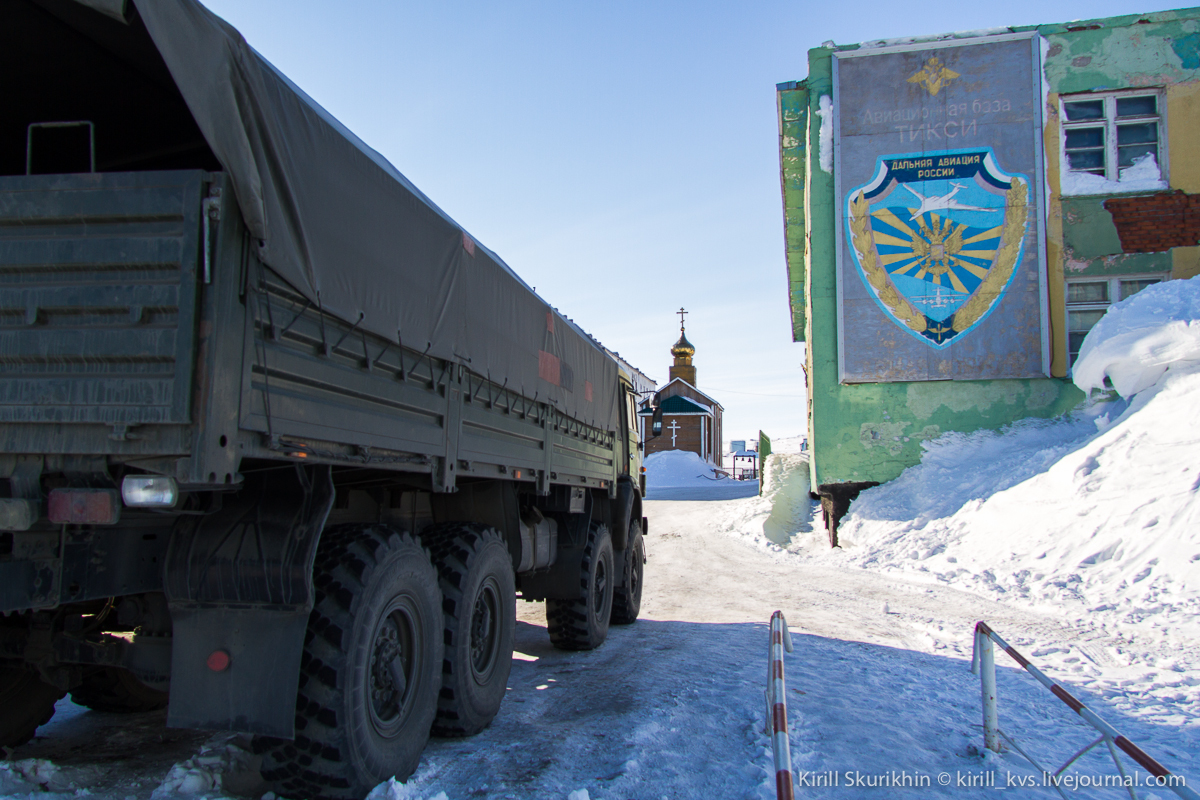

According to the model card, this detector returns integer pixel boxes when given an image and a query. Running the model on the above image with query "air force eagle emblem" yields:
[844,148,1030,348]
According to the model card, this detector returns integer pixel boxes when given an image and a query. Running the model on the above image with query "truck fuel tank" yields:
[517,507,557,572]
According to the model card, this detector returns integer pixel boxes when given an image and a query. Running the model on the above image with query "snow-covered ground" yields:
[746,279,1200,720]
[14,492,1193,800]
[718,277,1200,795]
[6,280,1200,799]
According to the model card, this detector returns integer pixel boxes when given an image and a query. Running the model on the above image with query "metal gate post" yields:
[978,628,1001,753]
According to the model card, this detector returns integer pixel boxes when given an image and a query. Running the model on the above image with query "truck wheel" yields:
[69,667,167,713]
[258,525,442,800]
[0,667,65,748]
[610,522,644,625]
[546,523,613,651]
[422,524,515,737]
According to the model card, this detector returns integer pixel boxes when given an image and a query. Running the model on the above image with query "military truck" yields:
[0,1,650,797]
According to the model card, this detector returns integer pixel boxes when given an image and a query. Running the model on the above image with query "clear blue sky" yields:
[198,0,1180,444]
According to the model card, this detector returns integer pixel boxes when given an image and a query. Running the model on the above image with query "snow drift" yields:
[714,277,1200,678]
[643,449,761,500]
[720,452,813,546]
[1072,274,1200,397]
[822,276,1200,651]
[642,450,723,488]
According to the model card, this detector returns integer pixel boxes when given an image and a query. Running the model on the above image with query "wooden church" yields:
[639,311,724,462]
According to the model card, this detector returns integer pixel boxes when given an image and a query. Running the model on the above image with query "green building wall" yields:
[779,8,1200,491]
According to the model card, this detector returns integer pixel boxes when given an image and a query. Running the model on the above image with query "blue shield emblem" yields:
[844,148,1030,348]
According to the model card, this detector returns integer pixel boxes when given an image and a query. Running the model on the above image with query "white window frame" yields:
[1060,88,1167,187]
[1065,274,1167,366]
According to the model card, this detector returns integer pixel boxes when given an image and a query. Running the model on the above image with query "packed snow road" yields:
[6,490,1195,800]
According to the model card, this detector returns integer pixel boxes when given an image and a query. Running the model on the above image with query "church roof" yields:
[647,377,724,411]
[638,394,711,415]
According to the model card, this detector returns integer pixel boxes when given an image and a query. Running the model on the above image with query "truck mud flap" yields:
[166,606,309,736]
[610,477,640,551]
[164,464,333,737]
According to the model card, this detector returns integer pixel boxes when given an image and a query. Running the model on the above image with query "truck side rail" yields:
[240,262,617,493]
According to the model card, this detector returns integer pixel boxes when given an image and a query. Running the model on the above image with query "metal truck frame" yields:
[0,2,651,797]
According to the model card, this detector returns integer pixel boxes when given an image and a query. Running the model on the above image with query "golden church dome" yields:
[671,330,695,359]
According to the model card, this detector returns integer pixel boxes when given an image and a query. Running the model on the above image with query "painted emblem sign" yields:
[833,35,1048,382]
[844,148,1030,348]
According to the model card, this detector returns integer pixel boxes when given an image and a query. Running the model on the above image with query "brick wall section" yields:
[1104,190,1200,253]
[643,415,703,457]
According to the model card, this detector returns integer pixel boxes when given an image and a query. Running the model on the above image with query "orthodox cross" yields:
[667,419,680,447]
[677,307,687,330]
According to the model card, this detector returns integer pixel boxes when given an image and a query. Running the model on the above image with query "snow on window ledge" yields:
[1060,153,1168,197]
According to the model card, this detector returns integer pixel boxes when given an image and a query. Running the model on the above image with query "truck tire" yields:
[546,523,613,651]
[0,667,65,748]
[258,524,443,800]
[421,524,515,737]
[610,522,644,625]
[69,667,168,713]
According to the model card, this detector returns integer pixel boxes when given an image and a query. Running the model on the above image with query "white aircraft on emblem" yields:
[904,182,996,220]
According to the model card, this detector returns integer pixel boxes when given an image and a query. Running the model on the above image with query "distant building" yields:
[604,347,657,397]
[777,8,1200,542]
[639,312,724,462]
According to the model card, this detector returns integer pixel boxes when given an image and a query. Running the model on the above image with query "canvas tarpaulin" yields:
[115,0,618,431]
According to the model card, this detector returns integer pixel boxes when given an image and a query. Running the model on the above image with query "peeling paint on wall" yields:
[1044,21,1200,94]
[859,421,945,455]
[1172,31,1200,69]
[906,380,1027,420]
[778,85,809,343]
[1026,381,1059,410]
[860,421,910,455]
[1065,251,1171,276]
[917,424,941,440]
[1062,197,1123,259]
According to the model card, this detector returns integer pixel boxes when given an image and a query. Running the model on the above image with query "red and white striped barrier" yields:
[765,610,795,800]
[973,621,1198,800]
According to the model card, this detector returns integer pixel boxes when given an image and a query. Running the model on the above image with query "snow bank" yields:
[1073,275,1200,397]
[643,450,723,488]
[707,277,1200,712]
[820,281,1200,666]
[721,452,813,546]
[835,414,1099,527]
[644,450,762,499]
[766,434,807,454]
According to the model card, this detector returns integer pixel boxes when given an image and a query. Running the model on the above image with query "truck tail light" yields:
[48,488,121,525]
[121,476,178,508]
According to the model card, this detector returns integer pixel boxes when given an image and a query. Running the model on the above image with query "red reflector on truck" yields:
[207,650,231,672]
[48,489,120,525]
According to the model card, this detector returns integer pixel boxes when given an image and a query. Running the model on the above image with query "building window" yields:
[1061,91,1164,185]
[1066,276,1165,365]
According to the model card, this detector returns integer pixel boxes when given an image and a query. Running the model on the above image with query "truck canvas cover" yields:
[63,0,619,431]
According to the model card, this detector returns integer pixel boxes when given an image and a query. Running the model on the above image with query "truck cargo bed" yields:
[0,170,203,450]
[0,170,618,493]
